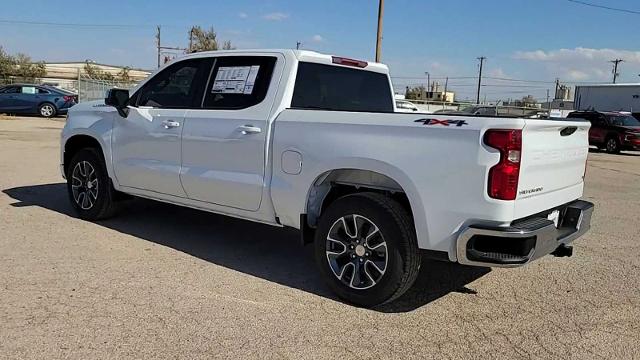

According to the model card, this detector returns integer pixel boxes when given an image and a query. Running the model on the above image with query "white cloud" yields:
[566,70,589,81]
[311,34,324,42]
[262,12,289,21]
[513,47,640,63]
[513,47,640,82]
[488,68,507,78]
[238,12,248,19]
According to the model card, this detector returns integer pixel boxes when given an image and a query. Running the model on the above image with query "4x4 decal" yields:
[414,118,468,127]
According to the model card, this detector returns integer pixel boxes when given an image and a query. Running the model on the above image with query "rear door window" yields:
[292,62,393,113]
[202,56,277,110]
[21,86,37,94]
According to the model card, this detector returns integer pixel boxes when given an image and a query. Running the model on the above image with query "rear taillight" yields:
[63,95,74,102]
[331,56,368,68]
[484,129,522,200]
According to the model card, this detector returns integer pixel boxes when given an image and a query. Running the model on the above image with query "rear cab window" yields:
[291,62,394,113]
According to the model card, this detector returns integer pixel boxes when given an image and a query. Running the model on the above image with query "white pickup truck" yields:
[61,49,594,307]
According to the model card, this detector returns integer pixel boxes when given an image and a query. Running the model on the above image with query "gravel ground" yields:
[1,116,639,359]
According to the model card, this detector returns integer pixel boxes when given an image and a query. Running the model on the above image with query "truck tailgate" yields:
[514,119,590,218]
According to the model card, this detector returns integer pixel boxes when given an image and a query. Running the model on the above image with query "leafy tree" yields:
[84,62,115,81]
[117,66,131,82]
[0,46,46,81]
[0,47,13,78]
[188,26,235,53]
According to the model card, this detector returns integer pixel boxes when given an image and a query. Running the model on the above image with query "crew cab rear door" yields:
[180,54,283,211]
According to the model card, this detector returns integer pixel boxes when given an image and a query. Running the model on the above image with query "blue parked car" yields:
[0,84,77,117]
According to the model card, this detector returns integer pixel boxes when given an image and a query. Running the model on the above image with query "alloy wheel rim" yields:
[71,161,98,210]
[607,139,616,152]
[325,214,388,290]
[41,105,53,117]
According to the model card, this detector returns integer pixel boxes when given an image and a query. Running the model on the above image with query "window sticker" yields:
[22,86,36,94]
[212,65,260,94]
[243,66,260,94]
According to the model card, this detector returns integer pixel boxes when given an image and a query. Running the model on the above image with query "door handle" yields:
[237,125,262,135]
[162,120,180,129]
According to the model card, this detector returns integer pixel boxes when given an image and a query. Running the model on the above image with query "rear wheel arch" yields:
[304,169,415,231]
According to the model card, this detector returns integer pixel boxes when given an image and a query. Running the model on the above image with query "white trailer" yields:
[575,83,640,112]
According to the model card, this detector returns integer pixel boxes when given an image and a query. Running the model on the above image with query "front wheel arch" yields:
[64,135,105,176]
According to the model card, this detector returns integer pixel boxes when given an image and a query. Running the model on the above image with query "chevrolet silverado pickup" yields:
[60,49,594,307]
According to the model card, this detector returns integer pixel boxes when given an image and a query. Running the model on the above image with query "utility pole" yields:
[375,0,384,62]
[296,41,302,50]
[155,25,188,67]
[546,89,551,115]
[156,25,161,68]
[476,56,486,104]
[610,59,623,84]
[555,78,560,99]
[425,72,430,92]
[444,76,449,103]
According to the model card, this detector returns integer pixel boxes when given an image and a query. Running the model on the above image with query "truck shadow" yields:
[3,183,490,313]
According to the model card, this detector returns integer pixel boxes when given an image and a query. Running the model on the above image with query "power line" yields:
[566,0,640,15]
[0,19,151,28]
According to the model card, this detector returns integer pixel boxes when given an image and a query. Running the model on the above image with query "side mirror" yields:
[105,88,130,117]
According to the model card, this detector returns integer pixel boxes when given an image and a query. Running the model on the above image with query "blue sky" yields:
[2,0,640,100]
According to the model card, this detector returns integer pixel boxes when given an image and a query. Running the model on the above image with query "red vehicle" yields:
[567,111,640,154]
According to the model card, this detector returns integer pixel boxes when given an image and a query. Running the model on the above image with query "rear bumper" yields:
[456,200,594,267]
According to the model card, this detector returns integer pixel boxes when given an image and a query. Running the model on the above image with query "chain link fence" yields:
[1,76,139,103]
[77,78,137,103]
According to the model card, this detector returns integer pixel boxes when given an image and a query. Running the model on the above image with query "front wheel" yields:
[66,148,119,220]
[314,192,420,307]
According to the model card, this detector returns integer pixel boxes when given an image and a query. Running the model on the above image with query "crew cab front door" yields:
[180,55,281,211]
[112,58,212,197]
[0,86,20,111]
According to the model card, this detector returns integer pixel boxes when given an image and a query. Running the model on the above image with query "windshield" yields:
[609,115,640,127]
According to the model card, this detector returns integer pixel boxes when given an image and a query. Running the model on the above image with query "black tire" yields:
[605,136,620,154]
[314,192,420,307]
[38,102,57,118]
[66,148,119,220]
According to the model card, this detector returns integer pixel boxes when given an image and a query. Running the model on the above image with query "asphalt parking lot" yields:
[1,116,639,359]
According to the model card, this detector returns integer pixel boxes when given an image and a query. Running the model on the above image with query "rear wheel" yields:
[605,136,620,154]
[66,148,119,220]
[38,103,56,118]
[314,192,420,307]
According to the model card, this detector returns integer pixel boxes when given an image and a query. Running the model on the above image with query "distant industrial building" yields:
[541,84,574,113]
[406,82,455,103]
[575,83,640,113]
[39,62,151,90]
